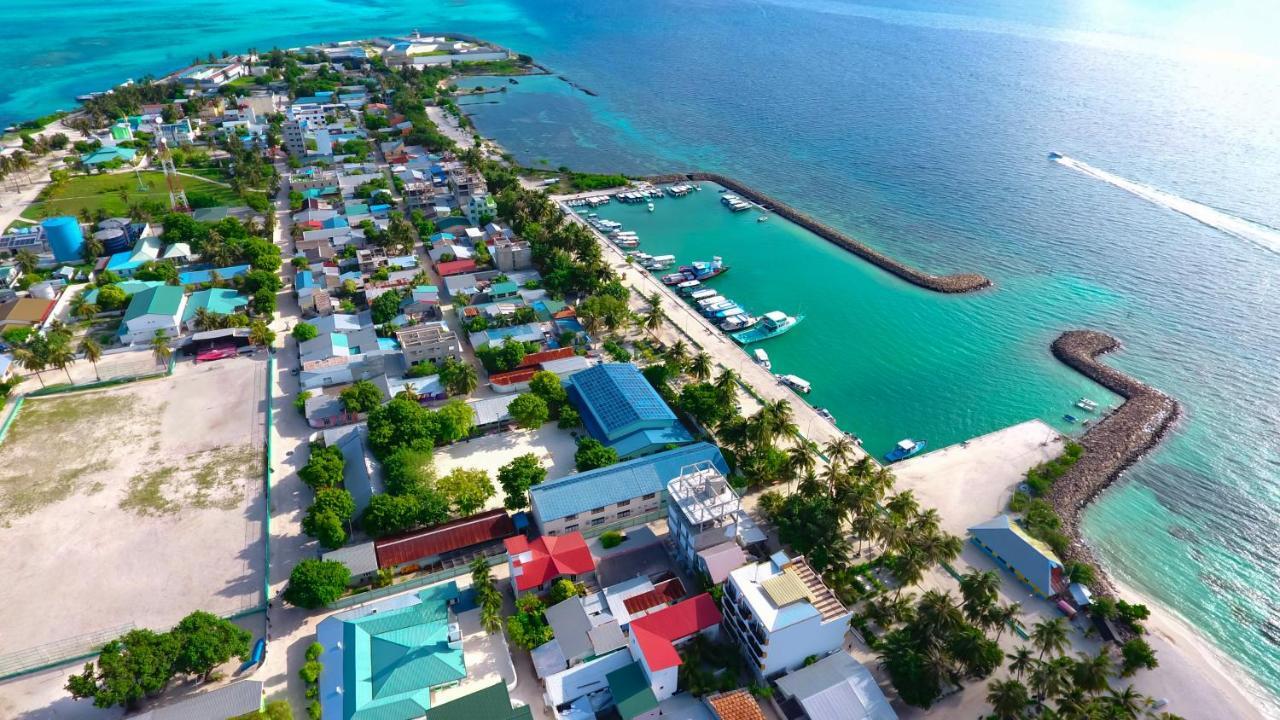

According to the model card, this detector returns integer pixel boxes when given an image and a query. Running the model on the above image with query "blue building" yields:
[41,216,84,263]
[969,515,1066,598]
[529,442,727,535]
[566,363,693,459]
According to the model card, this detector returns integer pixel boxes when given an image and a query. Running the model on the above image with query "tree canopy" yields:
[508,393,549,430]
[574,438,618,471]
[436,467,495,516]
[284,559,351,609]
[498,453,546,511]
[339,379,383,414]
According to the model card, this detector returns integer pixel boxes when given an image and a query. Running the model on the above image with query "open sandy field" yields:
[0,356,267,656]
[432,424,579,513]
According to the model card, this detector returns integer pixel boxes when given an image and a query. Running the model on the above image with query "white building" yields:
[119,285,187,345]
[666,461,764,584]
[722,552,851,679]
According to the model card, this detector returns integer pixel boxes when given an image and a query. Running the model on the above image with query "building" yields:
[493,237,533,272]
[705,689,767,720]
[969,514,1067,598]
[41,216,84,263]
[283,119,306,156]
[119,285,187,344]
[608,662,660,720]
[316,583,466,720]
[131,680,264,720]
[628,593,722,701]
[722,553,851,679]
[375,509,516,575]
[666,461,763,584]
[567,363,693,459]
[0,297,54,332]
[544,593,627,668]
[182,288,248,330]
[321,543,380,587]
[540,647,634,716]
[529,443,728,536]
[467,394,520,433]
[396,321,460,366]
[80,146,138,168]
[322,424,379,518]
[304,393,360,429]
[774,651,897,720]
[504,531,596,595]
[423,681,532,720]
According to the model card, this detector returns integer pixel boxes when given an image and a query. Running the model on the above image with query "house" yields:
[504,531,596,595]
[178,263,251,285]
[436,258,478,277]
[541,648,634,715]
[607,662,660,720]
[467,394,520,433]
[566,363,693,459]
[105,235,163,277]
[722,553,851,679]
[316,583,466,720]
[304,393,360,429]
[423,681,531,720]
[529,443,729,536]
[396,321,460,366]
[176,61,247,89]
[488,346,592,393]
[705,689,767,720]
[80,146,138,168]
[544,593,627,668]
[0,297,54,332]
[322,424,380,517]
[321,542,380,587]
[603,573,688,630]
[157,118,196,146]
[375,509,516,575]
[666,461,764,583]
[628,593,722,701]
[773,651,896,720]
[969,514,1067,598]
[119,285,187,344]
[182,288,248,330]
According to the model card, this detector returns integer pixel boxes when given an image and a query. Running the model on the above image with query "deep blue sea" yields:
[3,0,1278,711]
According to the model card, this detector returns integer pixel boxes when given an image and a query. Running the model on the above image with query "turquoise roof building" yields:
[567,363,693,459]
[318,583,466,720]
[182,289,248,326]
[81,146,137,167]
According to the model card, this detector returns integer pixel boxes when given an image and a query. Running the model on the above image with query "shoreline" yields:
[1046,330,1180,596]
[642,172,993,293]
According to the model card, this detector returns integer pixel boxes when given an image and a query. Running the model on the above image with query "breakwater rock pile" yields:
[641,172,992,293]
[1048,330,1180,595]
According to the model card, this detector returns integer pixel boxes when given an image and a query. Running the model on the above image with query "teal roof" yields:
[182,289,248,322]
[338,583,465,720]
[424,682,532,720]
[123,285,184,322]
[84,280,163,304]
[81,146,137,165]
[489,281,519,296]
[608,662,659,720]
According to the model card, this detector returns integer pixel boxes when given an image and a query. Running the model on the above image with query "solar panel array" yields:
[0,228,44,251]
[574,364,672,433]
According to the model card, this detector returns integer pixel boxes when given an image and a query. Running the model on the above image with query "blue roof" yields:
[969,515,1063,596]
[105,250,143,271]
[323,216,350,229]
[179,264,250,285]
[567,364,690,456]
[530,443,726,523]
[297,270,315,289]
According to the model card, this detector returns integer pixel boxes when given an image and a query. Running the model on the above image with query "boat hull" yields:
[732,316,803,345]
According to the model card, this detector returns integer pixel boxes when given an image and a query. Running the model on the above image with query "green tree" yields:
[679,382,737,429]
[764,491,849,575]
[508,393,549,429]
[547,578,582,605]
[366,397,437,457]
[308,511,347,550]
[1119,637,1158,677]
[436,467,494,516]
[557,406,581,429]
[284,559,350,609]
[96,283,128,311]
[340,379,383,414]
[77,336,103,381]
[299,444,345,489]
[439,357,478,396]
[303,487,356,549]
[506,595,553,650]
[528,370,567,409]
[292,322,319,342]
[382,446,434,495]
[1031,617,1070,661]
[498,453,546,511]
[361,493,421,537]
[249,320,276,347]
[433,399,475,443]
[151,330,172,366]
[574,437,618,471]
[171,610,252,682]
[370,289,404,324]
[986,679,1031,720]
[66,629,178,709]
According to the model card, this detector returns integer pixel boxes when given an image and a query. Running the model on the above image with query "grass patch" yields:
[119,444,259,516]
[121,466,180,516]
[0,463,103,523]
[24,171,240,219]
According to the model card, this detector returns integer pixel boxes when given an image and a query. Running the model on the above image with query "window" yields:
[565,525,578,533]
[591,517,606,527]
[564,513,577,521]
[591,506,606,514]
[617,499,630,507]
[617,510,630,519]
[642,493,657,500]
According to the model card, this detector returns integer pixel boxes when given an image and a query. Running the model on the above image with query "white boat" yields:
[753,348,771,370]
[777,374,811,394]
[1076,398,1099,412]
[677,280,702,294]
[696,295,726,307]
[721,314,758,332]
[757,215,769,222]
[688,288,717,300]
[647,202,655,212]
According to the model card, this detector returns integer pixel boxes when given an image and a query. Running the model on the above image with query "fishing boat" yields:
[815,407,836,423]
[647,202,655,212]
[1063,414,1078,424]
[884,439,926,463]
[696,294,726,307]
[677,280,703,294]
[753,348,771,370]
[732,311,803,344]
[688,288,717,301]
[661,273,687,285]
[711,304,745,319]
[615,237,639,249]
[680,257,729,281]
[1075,397,1098,412]
[720,314,757,332]
[777,374,811,394]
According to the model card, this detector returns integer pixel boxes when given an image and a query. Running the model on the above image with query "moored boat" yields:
[753,348,771,370]
[732,311,802,344]
[720,314,757,332]
[776,374,811,394]
[884,439,926,463]
[662,273,686,285]
[1075,397,1098,412]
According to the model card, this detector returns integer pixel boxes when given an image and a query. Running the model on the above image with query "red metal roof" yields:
[629,593,722,671]
[375,509,515,568]
[622,578,686,616]
[436,259,478,276]
[489,368,538,387]
[516,346,576,369]
[504,531,596,591]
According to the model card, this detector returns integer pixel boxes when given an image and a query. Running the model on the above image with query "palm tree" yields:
[1030,656,1074,703]
[665,339,689,372]
[1031,617,1071,661]
[249,321,276,348]
[1072,648,1114,695]
[76,301,100,322]
[986,679,1031,720]
[46,341,77,384]
[1106,685,1149,719]
[688,351,712,382]
[14,249,39,274]
[786,442,816,479]
[78,337,103,381]
[642,302,667,338]
[1054,687,1091,720]
[759,398,797,442]
[886,490,920,521]
[915,589,965,639]
[11,346,46,387]
[986,602,1022,642]
[823,435,855,471]
[151,331,172,367]
[713,368,739,397]
[959,569,1002,625]
[874,514,909,555]
[1007,646,1036,680]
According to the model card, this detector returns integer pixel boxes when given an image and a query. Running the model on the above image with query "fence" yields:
[0,396,24,446]
[24,353,175,398]
[327,554,506,611]
[263,356,274,608]
[0,622,136,681]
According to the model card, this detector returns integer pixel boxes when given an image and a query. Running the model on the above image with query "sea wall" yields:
[1047,330,1181,595]
[641,172,992,294]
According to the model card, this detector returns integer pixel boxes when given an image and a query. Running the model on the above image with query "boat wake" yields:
[1052,154,1280,255]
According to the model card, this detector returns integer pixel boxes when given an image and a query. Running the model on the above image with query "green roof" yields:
[182,288,248,322]
[425,682,532,720]
[607,662,658,720]
[123,285,185,322]
[342,583,465,720]
[489,281,519,296]
[81,146,137,165]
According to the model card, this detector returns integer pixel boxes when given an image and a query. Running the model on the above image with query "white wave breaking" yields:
[1054,155,1280,255]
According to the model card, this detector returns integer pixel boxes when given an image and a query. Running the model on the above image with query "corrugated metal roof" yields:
[424,681,532,720]
[774,652,896,720]
[134,679,263,720]
[761,566,812,607]
[375,509,514,568]
[607,662,659,720]
[324,542,379,577]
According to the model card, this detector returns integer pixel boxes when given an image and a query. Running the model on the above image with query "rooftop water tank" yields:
[93,227,130,255]
[41,216,84,264]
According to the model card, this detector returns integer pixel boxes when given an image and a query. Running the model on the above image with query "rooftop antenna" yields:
[156,138,189,212]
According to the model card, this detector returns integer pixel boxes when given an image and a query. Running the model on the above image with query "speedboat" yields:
[1075,398,1098,412]
[1063,414,1078,424]
[720,314,757,332]
[647,202,655,212]
[776,374,811,394]
[884,439,926,463]
[816,407,836,423]
[1048,151,1063,160]
[753,348,771,370]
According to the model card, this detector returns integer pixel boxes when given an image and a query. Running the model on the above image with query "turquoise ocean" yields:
[2,0,1278,711]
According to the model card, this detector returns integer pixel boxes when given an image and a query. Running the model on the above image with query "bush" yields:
[405,361,439,378]
[284,559,350,609]
[305,642,324,662]
[298,660,321,684]
[299,444,345,489]
[599,530,625,549]
[292,323,318,342]
[557,406,581,429]
[508,393,549,429]
[294,390,311,415]
[308,700,322,720]
[603,340,630,362]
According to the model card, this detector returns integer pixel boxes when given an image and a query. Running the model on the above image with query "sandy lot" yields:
[432,425,579,512]
[0,356,267,653]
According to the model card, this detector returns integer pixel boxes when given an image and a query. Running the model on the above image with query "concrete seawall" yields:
[1047,330,1181,595]
[641,172,992,293]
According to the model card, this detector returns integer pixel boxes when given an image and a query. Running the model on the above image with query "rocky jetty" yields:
[1048,330,1180,595]
[641,172,992,293]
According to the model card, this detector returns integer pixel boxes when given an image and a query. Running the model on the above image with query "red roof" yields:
[516,346,576,369]
[375,509,515,568]
[629,593,722,671]
[504,532,596,591]
[489,368,538,387]
[622,578,686,616]
[490,347,580,386]
[436,259,478,276]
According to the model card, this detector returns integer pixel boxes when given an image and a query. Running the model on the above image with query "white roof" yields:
[897,440,915,451]
[775,652,897,720]
[763,311,787,322]
[727,555,818,632]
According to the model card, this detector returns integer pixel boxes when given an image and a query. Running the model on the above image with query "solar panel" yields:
[0,228,44,250]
